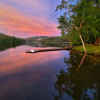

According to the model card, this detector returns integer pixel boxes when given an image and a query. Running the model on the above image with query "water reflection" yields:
[54,50,100,100]
[26,42,70,47]
[77,53,87,71]
[0,43,25,52]
[0,44,100,100]
[0,45,69,100]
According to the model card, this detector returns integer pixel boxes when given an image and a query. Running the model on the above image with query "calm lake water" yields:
[0,44,100,100]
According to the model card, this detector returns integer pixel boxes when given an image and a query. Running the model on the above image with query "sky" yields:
[0,0,61,38]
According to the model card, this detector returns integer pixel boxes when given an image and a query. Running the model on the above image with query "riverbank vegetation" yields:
[0,33,26,51]
[73,45,100,56]
[56,0,100,54]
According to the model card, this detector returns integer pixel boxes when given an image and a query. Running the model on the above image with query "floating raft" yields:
[26,47,72,53]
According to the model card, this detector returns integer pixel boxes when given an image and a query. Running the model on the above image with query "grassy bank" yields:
[73,45,100,56]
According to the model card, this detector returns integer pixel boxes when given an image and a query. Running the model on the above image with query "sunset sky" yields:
[0,0,61,38]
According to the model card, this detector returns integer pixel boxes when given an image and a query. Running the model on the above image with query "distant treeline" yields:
[26,36,69,43]
[0,33,26,45]
[0,33,26,51]
[41,36,63,43]
[26,36,70,47]
[26,36,48,42]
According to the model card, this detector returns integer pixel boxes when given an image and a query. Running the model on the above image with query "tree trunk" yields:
[77,53,87,71]
[69,42,71,47]
[75,27,87,54]
[65,0,86,52]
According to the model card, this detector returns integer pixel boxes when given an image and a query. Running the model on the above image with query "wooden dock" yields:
[26,47,72,53]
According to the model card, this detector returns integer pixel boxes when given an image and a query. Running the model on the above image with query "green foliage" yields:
[71,42,82,46]
[56,0,100,44]
[74,45,100,55]
[0,33,26,51]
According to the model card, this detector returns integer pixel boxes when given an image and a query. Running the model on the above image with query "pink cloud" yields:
[0,2,60,37]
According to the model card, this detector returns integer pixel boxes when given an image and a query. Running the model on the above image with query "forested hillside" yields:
[26,36,48,42]
[26,36,69,43]
[0,33,26,51]
[0,33,26,45]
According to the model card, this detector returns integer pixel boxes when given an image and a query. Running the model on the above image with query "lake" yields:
[0,44,100,100]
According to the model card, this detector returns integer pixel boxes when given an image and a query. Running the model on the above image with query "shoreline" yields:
[72,45,100,56]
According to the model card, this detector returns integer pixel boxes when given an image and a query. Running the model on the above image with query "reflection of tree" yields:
[54,51,100,100]
[0,44,24,52]
[26,42,63,47]
[77,53,87,71]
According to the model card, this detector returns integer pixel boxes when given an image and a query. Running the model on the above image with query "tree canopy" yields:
[56,0,100,52]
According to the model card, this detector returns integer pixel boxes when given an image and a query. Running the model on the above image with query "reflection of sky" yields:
[0,46,68,76]
[86,89,97,100]
[0,46,70,100]
[0,0,61,37]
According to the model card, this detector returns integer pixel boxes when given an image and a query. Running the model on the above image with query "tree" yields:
[56,0,100,53]
[72,0,100,44]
